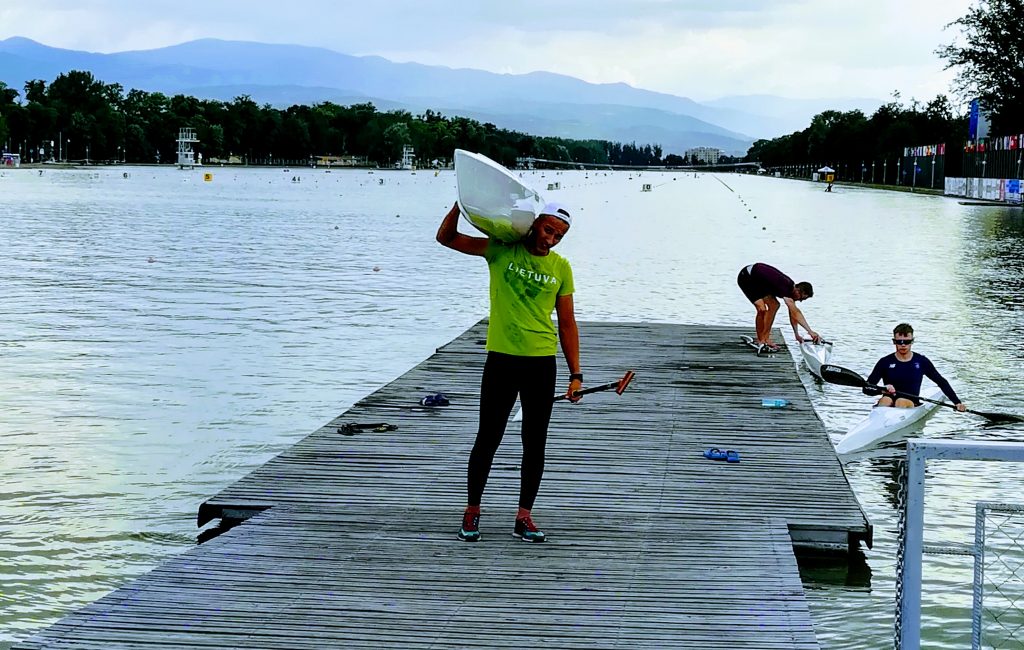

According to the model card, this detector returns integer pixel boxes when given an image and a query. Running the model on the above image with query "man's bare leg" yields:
[877,396,917,408]
[762,297,780,345]
[754,302,768,344]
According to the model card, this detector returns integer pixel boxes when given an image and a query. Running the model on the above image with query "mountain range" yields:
[0,37,883,156]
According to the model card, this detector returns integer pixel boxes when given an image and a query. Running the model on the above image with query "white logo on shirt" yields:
[506,262,559,285]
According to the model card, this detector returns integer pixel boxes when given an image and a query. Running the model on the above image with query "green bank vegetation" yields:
[746,95,966,172]
[0,71,672,168]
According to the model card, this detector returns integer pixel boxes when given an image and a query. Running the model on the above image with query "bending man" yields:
[736,262,820,353]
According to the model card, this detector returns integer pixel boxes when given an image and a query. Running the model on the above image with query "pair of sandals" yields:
[756,342,780,356]
[419,393,451,407]
[338,422,398,436]
[703,448,740,463]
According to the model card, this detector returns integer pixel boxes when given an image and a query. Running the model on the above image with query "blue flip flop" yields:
[725,450,740,463]
[703,448,728,461]
[419,393,451,407]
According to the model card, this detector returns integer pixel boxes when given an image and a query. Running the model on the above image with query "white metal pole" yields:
[971,502,986,649]
[901,442,927,650]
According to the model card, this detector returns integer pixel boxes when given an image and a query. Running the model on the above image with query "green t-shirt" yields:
[484,239,575,356]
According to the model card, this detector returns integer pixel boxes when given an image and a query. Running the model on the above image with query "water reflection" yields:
[1,168,1022,649]
[798,550,873,589]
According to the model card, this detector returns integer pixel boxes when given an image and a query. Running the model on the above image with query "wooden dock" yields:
[16,321,870,649]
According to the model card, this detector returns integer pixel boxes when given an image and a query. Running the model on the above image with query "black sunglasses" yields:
[892,338,914,345]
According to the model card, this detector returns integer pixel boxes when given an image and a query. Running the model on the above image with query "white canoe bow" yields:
[800,340,833,379]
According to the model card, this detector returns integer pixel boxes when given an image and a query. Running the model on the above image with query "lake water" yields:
[1,165,1022,649]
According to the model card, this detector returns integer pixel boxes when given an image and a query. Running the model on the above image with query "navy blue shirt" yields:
[864,352,961,404]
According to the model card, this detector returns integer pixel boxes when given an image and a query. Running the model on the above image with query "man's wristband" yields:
[569,372,583,382]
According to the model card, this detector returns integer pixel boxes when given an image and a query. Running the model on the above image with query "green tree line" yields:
[745,94,967,171]
[0,70,669,168]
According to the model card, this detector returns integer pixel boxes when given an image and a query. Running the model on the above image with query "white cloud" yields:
[0,0,976,102]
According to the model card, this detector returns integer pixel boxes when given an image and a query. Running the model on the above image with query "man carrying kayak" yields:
[864,323,967,411]
[436,200,583,544]
[736,262,820,353]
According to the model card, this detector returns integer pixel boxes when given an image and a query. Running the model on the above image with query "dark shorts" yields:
[737,267,768,304]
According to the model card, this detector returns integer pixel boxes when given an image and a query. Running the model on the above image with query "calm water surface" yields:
[1,166,1022,649]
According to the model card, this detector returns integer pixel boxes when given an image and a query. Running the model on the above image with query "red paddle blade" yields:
[615,370,636,395]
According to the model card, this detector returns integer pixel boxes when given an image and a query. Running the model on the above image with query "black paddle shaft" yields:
[553,370,636,402]
[820,364,1023,424]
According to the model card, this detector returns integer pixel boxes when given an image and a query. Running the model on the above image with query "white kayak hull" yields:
[835,386,945,454]
[800,341,832,378]
[454,149,544,242]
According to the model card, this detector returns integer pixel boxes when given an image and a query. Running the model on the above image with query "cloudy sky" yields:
[0,0,975,102]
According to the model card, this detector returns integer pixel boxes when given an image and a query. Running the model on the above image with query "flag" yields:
[968,99,991,140]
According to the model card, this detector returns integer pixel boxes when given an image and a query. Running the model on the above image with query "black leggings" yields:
[467,352,557,510]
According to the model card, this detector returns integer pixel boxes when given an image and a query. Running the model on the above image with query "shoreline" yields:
[777,174,947,196]
[7,162,390,171]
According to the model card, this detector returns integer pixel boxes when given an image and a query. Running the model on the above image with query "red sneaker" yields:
[512,516,546,543]
[457,511,480,542]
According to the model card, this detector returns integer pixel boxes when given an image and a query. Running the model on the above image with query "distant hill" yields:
[0,37,883,155]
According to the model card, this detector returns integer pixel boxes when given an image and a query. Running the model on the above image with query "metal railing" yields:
[897,439,1024,649]
[974,502,1024,647]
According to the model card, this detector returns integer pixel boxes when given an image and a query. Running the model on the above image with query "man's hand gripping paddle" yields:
[512,370,636,422]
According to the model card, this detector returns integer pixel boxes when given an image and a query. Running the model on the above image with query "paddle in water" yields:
[820,364,1024,424]
[512,370,636,421]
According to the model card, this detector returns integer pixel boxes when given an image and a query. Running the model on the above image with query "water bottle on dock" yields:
[761,398,790,408]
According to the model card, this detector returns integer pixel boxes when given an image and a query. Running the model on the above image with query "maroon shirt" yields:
[749,263,795,298]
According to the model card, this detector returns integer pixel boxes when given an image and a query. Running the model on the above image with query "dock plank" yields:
[18,508,818,649]
[16,321,870,649]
